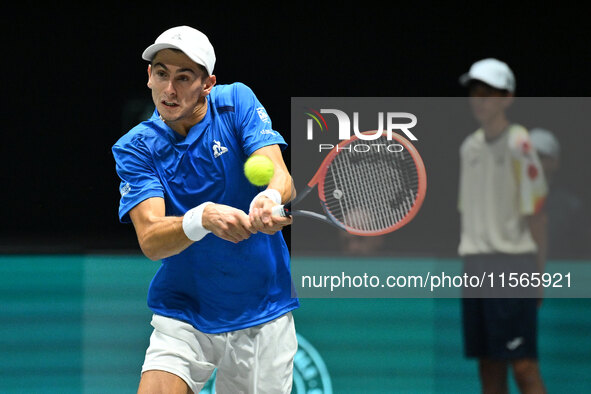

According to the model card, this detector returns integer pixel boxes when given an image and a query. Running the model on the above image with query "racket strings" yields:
[322,137,420,233]
[335,155,383,231]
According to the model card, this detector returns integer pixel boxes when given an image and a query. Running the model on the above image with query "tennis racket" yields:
[272,131,427,236]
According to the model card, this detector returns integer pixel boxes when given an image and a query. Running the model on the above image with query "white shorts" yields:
[141,312,297,393]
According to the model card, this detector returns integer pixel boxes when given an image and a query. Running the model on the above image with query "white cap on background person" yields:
[142,25,216,75]
[530,128,561,159]
[459,58,516,92]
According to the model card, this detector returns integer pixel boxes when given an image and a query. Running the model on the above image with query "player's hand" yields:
[249,196,293,235]
[202,204,256,243]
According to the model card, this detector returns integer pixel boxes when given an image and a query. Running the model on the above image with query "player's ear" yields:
[147,64,153,88]
[202,75,216,96]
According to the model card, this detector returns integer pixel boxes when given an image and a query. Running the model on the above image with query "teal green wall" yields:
[1,256,589,393]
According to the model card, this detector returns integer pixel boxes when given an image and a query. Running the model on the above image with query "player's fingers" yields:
[206,205,255,242]
[237,211,257,235]
[248,210,258,231]
[260,206,272,224]
[249,204,292,234]
[221,212,253,242]
[252,196,267,210]
[272,215,293,226]
[229,222,252,241]
[261,205,292,232]
[264,216,292,232]
[224,229,249,243]
[215,224,244,244]
[258,216,291,235]
[213,228,240,243]
[250,208,267,232]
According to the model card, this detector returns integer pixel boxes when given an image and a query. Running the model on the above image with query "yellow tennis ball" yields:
[244,155,275,186]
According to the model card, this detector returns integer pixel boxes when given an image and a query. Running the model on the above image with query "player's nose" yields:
[163,80,177,95]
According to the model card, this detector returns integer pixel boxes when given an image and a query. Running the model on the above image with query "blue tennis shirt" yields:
[112,82,299,333]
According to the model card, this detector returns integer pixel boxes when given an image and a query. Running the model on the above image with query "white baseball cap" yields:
[529,128,561,158]
[142,26,216,75]
[459,58,515,92]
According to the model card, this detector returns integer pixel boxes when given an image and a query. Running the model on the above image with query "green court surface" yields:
[0,255,589,393]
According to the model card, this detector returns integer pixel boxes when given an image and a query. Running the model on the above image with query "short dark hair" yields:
[150,48,209,78]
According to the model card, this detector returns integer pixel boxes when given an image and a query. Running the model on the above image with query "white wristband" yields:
[182,202,214,241]
[249,189,282,212]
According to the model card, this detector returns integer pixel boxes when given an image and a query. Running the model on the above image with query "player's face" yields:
[468,82,513,125]
[147,49,216,130]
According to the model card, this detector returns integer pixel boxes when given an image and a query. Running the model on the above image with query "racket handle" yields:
[271,202,292,217]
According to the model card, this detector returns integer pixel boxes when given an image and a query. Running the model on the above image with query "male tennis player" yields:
[457,58,547,393]
[112,26,298,393]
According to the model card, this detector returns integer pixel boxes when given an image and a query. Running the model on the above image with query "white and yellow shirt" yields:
[458,124,547,256]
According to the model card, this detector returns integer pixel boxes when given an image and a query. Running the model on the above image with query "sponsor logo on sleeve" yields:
[256,107,270,123]
[260,129,277,136]
[120,183,131,197]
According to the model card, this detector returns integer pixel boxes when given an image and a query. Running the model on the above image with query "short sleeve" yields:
[112,136,164,223]
[232,83,287,156]
[510,128,548,215]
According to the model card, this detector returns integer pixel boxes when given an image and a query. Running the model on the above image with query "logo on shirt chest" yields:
[212,140,228,158]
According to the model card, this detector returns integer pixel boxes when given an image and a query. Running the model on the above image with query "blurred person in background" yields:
[457,58,547,393]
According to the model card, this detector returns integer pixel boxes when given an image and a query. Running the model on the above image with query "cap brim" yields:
[459,72,472,86]
[460,73,514,92]
[142,43,184,62]
[459,73,512,92]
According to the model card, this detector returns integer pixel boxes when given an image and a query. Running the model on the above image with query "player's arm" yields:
[129,197,255,261]
[254,144,293,203]
[249,144,294,234]
[511,129,548,277]
[129,197,190,261]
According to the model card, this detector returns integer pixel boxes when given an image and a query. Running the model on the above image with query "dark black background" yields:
[2,3,590,254]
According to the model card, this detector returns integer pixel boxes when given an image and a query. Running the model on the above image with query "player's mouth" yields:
[162,100,179,107]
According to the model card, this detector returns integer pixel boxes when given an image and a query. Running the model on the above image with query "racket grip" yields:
[271,203,292,217]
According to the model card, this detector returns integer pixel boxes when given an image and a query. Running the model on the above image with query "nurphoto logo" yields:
[305,108,418,152]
